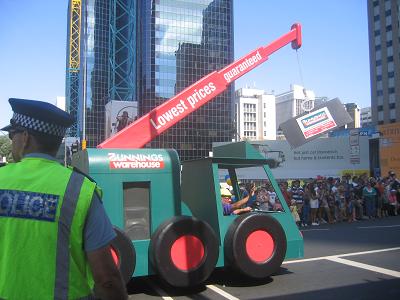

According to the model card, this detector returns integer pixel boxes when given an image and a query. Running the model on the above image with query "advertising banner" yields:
[215,137,370,180]
[379,123,400,176]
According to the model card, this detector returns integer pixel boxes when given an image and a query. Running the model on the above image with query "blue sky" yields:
[0,0,370,130]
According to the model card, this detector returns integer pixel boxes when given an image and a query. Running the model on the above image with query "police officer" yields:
[0,98,128,300]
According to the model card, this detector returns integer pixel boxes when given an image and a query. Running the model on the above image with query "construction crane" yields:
[66,0,81,137]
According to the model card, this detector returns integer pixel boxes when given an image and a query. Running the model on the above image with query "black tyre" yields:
[224,213,287,279]
[110,226,136,284]
[149,216,218,287]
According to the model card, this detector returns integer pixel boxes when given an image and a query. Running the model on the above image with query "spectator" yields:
[363,179,377,219]
[289,180,305,226]
[279,181,292,208]
[388,189,398,216]
[307,182,319,225]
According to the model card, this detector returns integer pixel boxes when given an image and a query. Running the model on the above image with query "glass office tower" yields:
[67,0,233,157]
[67,0,136,147]
[138,0,234,160]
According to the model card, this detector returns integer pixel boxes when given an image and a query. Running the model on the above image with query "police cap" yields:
[1,98,74,137]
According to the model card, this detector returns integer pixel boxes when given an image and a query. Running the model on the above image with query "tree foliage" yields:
[0,136,12,162]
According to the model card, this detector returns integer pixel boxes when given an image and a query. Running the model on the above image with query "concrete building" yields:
[234,88,276,141]
[368,0,400,125]
[344,103,361,129]
[361,107,373,127]
[275,84,316,131]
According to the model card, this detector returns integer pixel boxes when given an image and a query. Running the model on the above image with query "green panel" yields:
[132,240,150,276]
[181,159,221,242]
[213,141,265,159]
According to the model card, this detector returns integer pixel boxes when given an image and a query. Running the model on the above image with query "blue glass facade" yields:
[68,0,233,156]
[138,0,234,160]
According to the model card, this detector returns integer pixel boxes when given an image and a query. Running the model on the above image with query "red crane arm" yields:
[98,24,302,149]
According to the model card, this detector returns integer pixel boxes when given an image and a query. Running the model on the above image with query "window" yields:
[376,59,382,66]
[375,44,381,51]
[377,75,382,81]
[378,111,384,121]
[387,40,392,47]
[387,56,393,62]
[374,29,380,36]
[389,87,395,94]
[386,25,392,32]
[123,182,150,240]
[376,50,382,60]
[389,103,396,109]
[378,105,383,111]
[385,10,391,17]
[387,46,393,56]
[377,90,383,96]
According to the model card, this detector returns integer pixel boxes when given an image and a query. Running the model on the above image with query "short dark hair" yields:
[31,133,63,154]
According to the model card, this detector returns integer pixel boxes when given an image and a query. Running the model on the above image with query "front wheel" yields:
[149,216,218,287]
[224,213,287,279]
[110,226,136,284]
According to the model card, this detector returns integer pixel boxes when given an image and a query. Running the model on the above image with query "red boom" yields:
[98,24,302,149]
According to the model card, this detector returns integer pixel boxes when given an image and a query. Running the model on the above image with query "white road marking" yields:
[144,278,174,300]
[358,225,400,229]
[206,285,241,300]
[326,257,400,278]
[283,247,400,264]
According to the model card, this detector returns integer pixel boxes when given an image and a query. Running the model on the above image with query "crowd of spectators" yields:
[279,170,400,226]
[222,171,400,227]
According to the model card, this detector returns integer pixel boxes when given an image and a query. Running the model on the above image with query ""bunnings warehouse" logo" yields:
[108,153,165,169]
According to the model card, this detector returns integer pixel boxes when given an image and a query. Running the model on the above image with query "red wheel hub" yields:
[170,235,205,271]
[245,230,274,263]
[110,246,120,266]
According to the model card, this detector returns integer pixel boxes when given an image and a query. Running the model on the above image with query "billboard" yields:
[379,122,400,176]
[280,99,353,148]
[105,101,138,139]
[216,137,369,180]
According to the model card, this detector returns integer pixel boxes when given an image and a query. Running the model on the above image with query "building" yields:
[368,0,400,125]
[275,84,316,132]
[66,0,137,146]
[234,88,276,141]
[66,0,233,159]
[361,107,373,127]
[344,103,361,129]
[138,0,234,160]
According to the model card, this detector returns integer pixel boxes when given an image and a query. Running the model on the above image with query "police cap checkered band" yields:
[1,98,74,136]
[12,112,66,137]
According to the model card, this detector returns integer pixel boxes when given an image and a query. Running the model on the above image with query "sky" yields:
[0,0,371,131]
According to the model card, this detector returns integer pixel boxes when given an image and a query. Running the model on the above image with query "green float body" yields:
[73,142,303,277]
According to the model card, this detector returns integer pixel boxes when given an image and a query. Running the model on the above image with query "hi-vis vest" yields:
[0,157,96,300]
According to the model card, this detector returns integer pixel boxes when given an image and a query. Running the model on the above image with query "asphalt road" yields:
[127,215,400,299]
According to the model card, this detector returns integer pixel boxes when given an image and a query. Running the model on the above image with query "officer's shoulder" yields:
[68,166,97,184]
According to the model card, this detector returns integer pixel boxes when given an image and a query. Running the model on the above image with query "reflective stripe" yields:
[54,172,85,300]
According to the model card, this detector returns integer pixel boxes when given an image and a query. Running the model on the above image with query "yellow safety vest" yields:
[0,157,96,299]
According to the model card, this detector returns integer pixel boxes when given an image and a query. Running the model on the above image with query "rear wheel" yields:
[224,213,286,279]
[110,226,136,284]
[149,216,218,287]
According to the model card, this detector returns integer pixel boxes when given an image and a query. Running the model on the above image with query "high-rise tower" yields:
[137,0,234,160]
[66,0,234,158]
[368,0,400,125]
